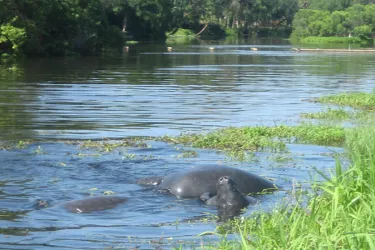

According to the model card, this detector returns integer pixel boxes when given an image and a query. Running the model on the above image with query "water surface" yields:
[0,39,374,249]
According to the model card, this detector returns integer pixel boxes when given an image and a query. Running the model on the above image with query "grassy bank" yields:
[301,36,362,44]
[191,91,375,249]
[209,124,375,249]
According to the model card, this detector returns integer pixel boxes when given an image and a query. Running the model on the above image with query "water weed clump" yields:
[316,91,375,110]
[160,124,345,161]
[301,108,350,120]
[302,108,375,124]
[77,138,149,152]
[0,140,32,150]
[209,124,375,249]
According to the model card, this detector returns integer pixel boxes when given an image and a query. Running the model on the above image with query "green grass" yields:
[168,28,195,37]
[301,36,362,44]
[199,124,375,249]
[225,28,238,37]
[316,91,375,110]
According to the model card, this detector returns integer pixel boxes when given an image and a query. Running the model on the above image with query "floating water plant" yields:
[79,138,149,152]
[160,124,345,161]
[301,108,350,120]
[316,91,375,110]
[177,150,198,158]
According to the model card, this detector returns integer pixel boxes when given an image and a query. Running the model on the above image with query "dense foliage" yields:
[0,0,172,56]
[1,0,375,56]
[292,1,375,42]
[0,0,299,56]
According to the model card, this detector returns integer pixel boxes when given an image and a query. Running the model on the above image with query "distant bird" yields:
[167,47,173,52]
[209,47,215,51]
[251,47,258,51]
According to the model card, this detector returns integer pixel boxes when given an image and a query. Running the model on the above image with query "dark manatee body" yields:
[201,176,257,209]
[137,165,276,198]
[60,196,128,213]
[201,176,257,221]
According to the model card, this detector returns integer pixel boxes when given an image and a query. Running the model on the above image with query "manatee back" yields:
[161,165,276,198]
[61,196,128,213]
[136,176,164,186]
[221,167,275,195]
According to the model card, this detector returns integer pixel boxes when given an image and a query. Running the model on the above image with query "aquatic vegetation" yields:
[0,227,29,236]
[16,140,30,148]
[89,188,98,196]
[0,140,31,150]
[0,210,28,221]
[316,91,375,110]
[33,145,46,154]
[207,124,375,249]
[267,153,294,164]
[160,124,345,161]
[301,108,350,120]
[122,153,136,159]
[103,191,115,195]
[177,150,199,158]
[75,152,101,157]
[225,151,258,163]
[78,138,149,152]
[302,108,375,124]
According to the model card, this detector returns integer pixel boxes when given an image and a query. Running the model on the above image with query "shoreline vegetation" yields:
[300,36,362,44]
[1,1,375,57]
[172,90,374,249]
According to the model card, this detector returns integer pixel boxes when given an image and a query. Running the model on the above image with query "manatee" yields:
[137,165,277,198]
[201,176,258,221]
[201,176,257,209]
[59,196,128,213]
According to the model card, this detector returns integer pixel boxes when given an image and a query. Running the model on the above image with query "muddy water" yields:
[0,39,374,249]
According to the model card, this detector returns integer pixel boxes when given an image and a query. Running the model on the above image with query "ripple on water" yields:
[0,42,372,248]
[0,138,342,249]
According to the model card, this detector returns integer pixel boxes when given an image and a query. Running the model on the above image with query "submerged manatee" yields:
[201,176,257,209]
[201,176,258,221]
[59,196,128,213]
[137,165,276,198]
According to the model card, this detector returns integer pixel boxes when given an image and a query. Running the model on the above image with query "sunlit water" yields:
[0,39,374,249]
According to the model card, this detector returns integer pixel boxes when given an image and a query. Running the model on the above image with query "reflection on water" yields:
[0,38,374,249]
[1,40,374,140]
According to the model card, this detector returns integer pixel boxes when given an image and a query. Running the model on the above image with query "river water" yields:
[0,39,374,249]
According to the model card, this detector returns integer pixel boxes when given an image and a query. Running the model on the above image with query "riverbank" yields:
[293,48,375,53]
[183,90,375,249]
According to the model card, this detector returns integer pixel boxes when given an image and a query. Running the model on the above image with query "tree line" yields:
[292,0,375,41]
[0,0,374,56]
